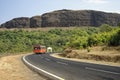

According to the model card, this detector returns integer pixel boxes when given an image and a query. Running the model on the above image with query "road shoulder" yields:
[51,53,120,67]
[0,53,46,80]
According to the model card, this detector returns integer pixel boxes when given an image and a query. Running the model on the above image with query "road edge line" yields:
[22,55,65,80]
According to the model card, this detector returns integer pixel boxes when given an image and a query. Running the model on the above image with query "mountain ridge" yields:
[1,9,120,28]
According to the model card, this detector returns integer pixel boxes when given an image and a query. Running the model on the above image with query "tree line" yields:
[0,24,120,54]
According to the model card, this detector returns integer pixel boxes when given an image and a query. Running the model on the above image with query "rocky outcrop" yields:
[1,17,30,28]
[1,9,120,28]
[42,10,93,27]
[91,11,120,26]
[30,16,41,28]
[41,10,120,27]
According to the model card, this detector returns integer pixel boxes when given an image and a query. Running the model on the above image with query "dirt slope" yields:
[0,54,46,80]
[51,46,120,67]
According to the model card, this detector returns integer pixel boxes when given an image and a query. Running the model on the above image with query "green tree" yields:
[109,30,120,46]
[117,22,120,27]
[100,24,112,32]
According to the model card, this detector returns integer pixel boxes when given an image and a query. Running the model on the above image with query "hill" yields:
[1,9,120,28]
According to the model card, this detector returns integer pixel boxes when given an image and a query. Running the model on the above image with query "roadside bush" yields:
[0,26,119,54]
[100,24,112,32]
[109,30,120,46]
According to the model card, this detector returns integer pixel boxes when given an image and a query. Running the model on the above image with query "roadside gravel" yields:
[0,53,47,80]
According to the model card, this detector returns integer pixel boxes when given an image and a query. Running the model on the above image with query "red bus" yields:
[33,45,46,54]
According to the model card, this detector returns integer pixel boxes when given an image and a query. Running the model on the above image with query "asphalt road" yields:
[24,53,120,80]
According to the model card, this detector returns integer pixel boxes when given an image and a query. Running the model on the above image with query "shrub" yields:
[100,24,112,32]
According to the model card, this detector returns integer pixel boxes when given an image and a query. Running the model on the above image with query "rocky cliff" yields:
[1,10,120,28]
[1,17,30,28]
[30,16,41,28]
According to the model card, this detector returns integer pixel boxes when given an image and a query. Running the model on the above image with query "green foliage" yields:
[100,24,112,32]
[109,29,120,46]
[86,27,99,35]
[118,22,120,27]
[0,26,119,54]
[67,36,88,49]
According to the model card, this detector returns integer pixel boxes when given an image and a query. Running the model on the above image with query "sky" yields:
[0,0,120,24]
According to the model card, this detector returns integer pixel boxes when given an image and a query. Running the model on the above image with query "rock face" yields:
[1,10,120,28]
[42,10,93,27]
[1,17,30,28]
[30,16,41,28]
[41,10,120,27]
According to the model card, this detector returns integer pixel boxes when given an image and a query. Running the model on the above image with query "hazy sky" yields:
[0,0,120,24]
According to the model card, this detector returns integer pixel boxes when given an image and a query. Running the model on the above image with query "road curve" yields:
[22,53,120,80]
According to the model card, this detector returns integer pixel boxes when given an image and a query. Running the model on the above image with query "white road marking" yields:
[85,67,120,75]
[57,61,68,65]
[45,58,51,61]
[23,56,65,80]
